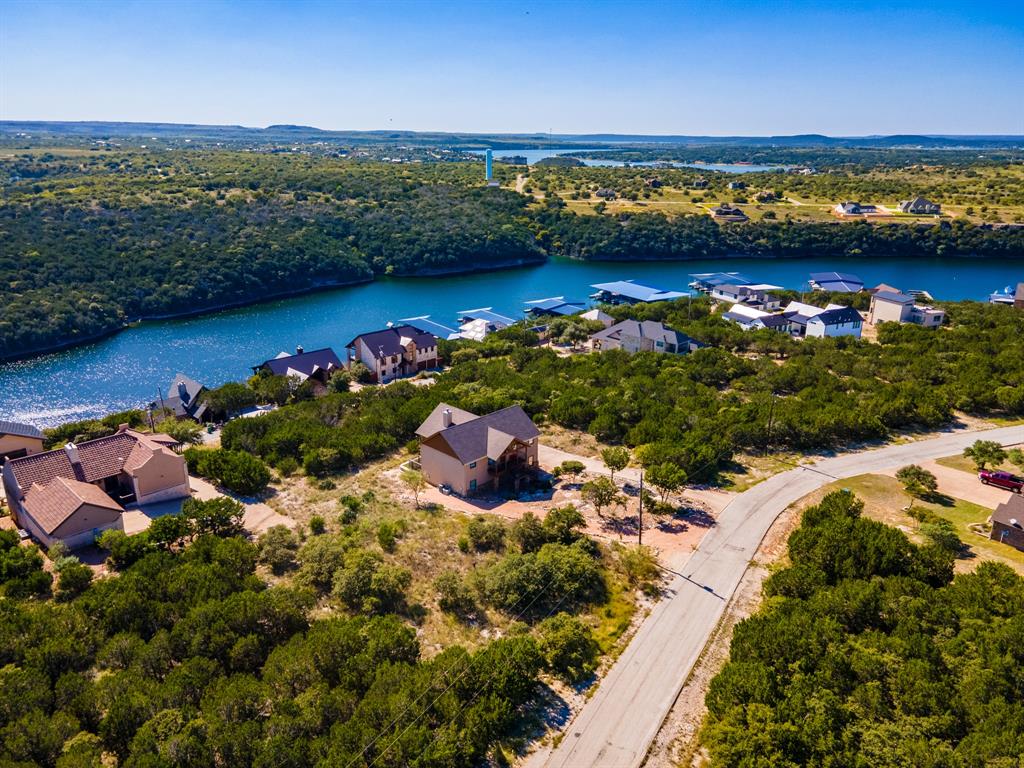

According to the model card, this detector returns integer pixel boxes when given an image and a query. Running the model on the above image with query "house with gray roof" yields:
[0,420,45,463]
[417,404,541,495]
[254,346,343,384]
[590,320,702,355]
[805,306,863,338]
[345,325,439,383]
[867,289,946,328]
[898,197,941,215]
[158,373,208,422]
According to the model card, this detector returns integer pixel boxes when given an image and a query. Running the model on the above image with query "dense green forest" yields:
[702,490,1024,766]
[3,148,1024,359]
[0,492,617,766]
[211,300,1024,483]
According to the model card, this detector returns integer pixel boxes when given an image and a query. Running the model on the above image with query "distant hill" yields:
[1,121,1021,150]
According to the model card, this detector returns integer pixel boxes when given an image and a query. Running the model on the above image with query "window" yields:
[469,461,477,469]
[469,479,477,492]
[488,458,496,467]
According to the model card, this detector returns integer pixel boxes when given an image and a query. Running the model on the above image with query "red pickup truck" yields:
[979,470,1024,493]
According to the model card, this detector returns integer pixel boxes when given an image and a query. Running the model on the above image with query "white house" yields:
[805,306,863,338]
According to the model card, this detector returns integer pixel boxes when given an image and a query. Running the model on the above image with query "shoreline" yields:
[0,257,547,364]
[2,249,1020,365]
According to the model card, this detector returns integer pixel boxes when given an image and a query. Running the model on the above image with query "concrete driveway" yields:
[122,475,295,536]
[879,457,1014,509]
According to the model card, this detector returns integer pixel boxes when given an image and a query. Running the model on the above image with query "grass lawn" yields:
[821,473,1024,575]
[935,454,1020,475]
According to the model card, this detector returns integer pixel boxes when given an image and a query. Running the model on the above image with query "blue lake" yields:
[1,256,1021,427]
[471,148,784,172]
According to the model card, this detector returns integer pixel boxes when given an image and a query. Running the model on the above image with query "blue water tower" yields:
[485,149,493,182]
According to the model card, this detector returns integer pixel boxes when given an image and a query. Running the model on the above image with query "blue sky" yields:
[2,0,1022,135]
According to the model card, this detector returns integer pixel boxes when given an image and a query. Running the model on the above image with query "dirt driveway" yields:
[399,444,735,570]
[880,458,1012,509]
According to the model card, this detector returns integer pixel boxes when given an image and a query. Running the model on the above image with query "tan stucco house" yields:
[0,420,45,462]
[2,426,190,549]
[867,290,945,328]
[416,403,540,496]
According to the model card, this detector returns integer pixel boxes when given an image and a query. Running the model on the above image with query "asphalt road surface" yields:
[540,424,1024,768]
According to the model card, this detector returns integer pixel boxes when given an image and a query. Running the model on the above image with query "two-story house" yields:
[346,325,439,383]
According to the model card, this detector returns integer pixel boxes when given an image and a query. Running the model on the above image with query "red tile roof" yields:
[6,429,176,498]
[22,477,122,534]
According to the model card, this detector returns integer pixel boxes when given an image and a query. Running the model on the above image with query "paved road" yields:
[539,425,1024,768]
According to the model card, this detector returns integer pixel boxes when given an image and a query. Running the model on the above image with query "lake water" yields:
[470,148,784,172]
[2,256,1021,427]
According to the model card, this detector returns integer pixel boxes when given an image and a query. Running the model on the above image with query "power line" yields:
[359,573,573,768]
[344,550,576,768]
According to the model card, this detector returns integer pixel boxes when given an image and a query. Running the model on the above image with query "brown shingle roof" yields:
[22,477,122,534]
[415,403,478,438]
[428,406,539,464]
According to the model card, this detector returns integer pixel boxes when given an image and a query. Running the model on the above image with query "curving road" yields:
[539,425,1024,768]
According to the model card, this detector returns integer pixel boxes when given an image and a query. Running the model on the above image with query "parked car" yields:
[979,469,1024,493]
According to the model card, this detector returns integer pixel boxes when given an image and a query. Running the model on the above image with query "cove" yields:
[1,255,1021,427]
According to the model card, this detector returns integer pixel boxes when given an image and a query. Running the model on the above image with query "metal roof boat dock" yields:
[523,297,587,317]
[396,316,461,340]
[809,271,864,293]
[589,280,688,304]
[688,272,753,291]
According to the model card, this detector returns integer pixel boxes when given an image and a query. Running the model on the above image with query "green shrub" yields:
[467,516,506,552]
[536,612,599,683]
[309,515,326,535]
[434,569,476,616]
[258,525,300,575]
[184,447,270,495]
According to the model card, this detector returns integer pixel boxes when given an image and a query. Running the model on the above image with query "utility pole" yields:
[638,469,644,546]
[765,391,777,457]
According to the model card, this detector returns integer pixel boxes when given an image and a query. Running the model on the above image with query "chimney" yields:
[296,345,304,355]
[64,443,81,465]
[178,381,188,400]
[117,423,129,433]
[442,408,453,428]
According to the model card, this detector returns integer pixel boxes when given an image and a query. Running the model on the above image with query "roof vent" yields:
[64,443,81,465]
[296,345,304,355]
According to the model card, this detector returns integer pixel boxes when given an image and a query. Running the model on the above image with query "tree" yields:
[155,417,204,445]
[467,516,506,552]
[511,511,547,553]
[555,460,586,483]
[434,569,476,616]
[581,476,623,518]
[327,369,351,393]
[601,446,630,485]
[54,557,93,601]
[1007,448,1024,473]
[543,505,586,544]
[201,381,257,419]
[182,496,245,538]
[647,463,687,503]
[257,525,299,575]
[400,468,425,508]
[896,464,939,499]
[350,361,374,384]
[148,513,191,549]
[963,440,1007,471]
[536,612,599,683]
